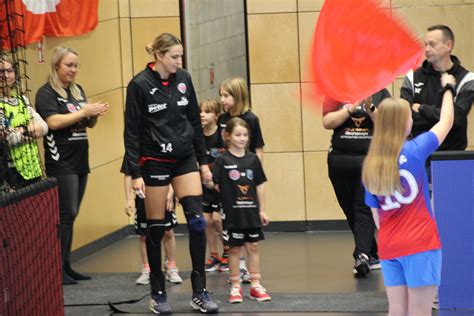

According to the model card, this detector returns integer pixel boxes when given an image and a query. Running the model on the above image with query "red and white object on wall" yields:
[1,0,99,49]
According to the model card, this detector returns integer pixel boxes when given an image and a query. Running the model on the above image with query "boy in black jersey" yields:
[212,117,271,304]
[199,99,229,272]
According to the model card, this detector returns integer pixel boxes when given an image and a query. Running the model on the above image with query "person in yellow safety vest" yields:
[0,56,47,190]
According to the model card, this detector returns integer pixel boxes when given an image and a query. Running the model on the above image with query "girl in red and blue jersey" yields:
[362,73,456,316]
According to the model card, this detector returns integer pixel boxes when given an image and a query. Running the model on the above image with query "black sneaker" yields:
[149,291,172,314]
[354,253,371,277]
[190,289,219,314]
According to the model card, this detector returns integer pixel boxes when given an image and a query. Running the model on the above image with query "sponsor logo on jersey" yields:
[177,82,187,94]
[228,169,240,180]
[237,184,249,195]
[351,116,365,128]
[249,233,259,238]
[177,96,189,106]
[148,103,167,113]
[149,87,158,95]
[67,103,77,112]
[224,164,237,169]
[69,132,88,141]
[57,97,68,103]
[246,169,253,180]
[414,82,424,94]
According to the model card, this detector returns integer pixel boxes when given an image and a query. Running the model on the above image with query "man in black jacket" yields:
[401,25,474,151]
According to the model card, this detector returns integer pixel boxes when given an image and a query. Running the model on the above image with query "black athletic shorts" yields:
[134,197,178,235]
[223,228,265,247]
[141,154,199,186]
[202,189,221,213]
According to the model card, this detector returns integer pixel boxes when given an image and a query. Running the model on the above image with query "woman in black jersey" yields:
[322,89,390,277]
[124,33,218,314]
[36,47,109,285]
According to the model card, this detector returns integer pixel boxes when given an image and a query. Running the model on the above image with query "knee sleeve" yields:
[147,219,166,246]
[181,196,207,233]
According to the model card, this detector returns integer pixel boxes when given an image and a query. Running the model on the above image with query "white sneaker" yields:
[135,269,150,285]
[166,267,183,284]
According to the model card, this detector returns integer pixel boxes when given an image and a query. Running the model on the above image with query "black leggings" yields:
[55,173,88,264]
[327,152,378,259]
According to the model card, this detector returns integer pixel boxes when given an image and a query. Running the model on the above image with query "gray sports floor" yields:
[64,231,473,315]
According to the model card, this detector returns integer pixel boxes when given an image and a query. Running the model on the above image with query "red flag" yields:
[310,0,423,104]
[44,0,99,38]
[1,0,98,49]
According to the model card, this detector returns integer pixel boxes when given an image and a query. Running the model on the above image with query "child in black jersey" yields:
[199,99,229,272]
[218,76,265,282]
[218,77,264,160]
[212,117,270,304]
[121,158,183,285]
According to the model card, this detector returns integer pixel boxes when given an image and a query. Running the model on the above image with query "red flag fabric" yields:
[310,0,423,104]
[43,0,99,38]
[1,0,98,49]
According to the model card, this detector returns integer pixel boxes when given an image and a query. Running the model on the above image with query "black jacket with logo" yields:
[400,56,474,150]
[124,64,206,178]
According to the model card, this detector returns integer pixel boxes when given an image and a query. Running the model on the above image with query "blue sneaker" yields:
[190,289,219,313]
[149,291,172,314]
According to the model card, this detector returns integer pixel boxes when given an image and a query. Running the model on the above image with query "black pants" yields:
[55,173,88,265]
[327,152,378,260]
